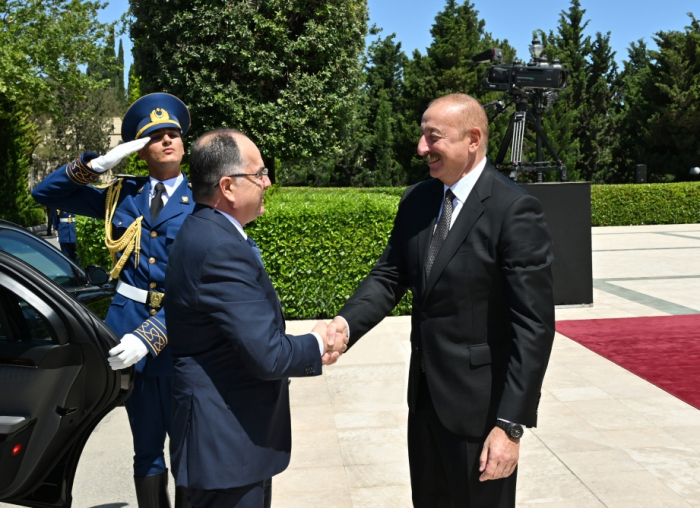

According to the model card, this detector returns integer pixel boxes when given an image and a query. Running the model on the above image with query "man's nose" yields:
[417,136,429,155]
[262,175,272,189]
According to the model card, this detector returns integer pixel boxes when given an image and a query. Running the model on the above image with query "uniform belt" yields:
[116,280,165,309]
[59,218,74,223]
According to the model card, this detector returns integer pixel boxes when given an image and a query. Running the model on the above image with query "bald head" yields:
[427,94,489,152]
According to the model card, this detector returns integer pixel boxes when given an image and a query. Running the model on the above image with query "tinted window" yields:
[0,287,55,345]
[0,229,80,289]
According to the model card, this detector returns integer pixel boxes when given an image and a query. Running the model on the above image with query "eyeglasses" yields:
[214,167,269,187]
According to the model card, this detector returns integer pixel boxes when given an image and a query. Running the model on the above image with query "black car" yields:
[0,220,133,507]
[0,220,115,313]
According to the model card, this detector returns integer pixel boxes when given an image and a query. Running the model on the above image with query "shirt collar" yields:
[444,156,487,203]
[214,209,247,240]
[149,173,184,198]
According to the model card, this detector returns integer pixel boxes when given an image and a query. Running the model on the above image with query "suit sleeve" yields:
[338,191,411,347]
[496,193,555,426]
[31,153,109,219]
[195,240,322,380]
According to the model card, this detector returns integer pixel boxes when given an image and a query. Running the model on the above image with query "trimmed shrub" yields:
[591,182,700,226]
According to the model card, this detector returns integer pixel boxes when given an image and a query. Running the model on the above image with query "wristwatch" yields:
[495,420,524,440]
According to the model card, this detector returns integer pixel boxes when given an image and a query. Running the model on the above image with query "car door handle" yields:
[56,406,78,416]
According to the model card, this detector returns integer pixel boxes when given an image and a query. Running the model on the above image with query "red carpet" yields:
[556,315,700,410]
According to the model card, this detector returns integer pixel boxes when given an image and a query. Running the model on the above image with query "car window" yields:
[0,229,80,289]
[0,287,56,345]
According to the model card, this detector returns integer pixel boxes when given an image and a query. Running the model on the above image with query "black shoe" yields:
[134,470,171,508]
[175,486,190,508]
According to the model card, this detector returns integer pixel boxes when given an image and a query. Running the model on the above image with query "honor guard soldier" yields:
[32,93,193,508]
[52,209,79,264]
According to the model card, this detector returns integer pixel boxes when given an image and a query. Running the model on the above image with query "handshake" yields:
[311,317,349,366]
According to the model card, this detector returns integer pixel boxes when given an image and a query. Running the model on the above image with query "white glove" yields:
[90,137,151,173]
[108,333,149,370]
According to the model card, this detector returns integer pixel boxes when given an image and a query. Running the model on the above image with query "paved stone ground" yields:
[5,224,700,507]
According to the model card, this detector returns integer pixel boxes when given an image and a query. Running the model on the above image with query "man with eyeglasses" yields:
[32,93,194,508]
[163,128,347,508]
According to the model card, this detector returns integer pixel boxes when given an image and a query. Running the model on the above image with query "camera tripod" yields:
[489,90,567,182]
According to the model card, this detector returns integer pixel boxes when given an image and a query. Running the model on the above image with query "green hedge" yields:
[246,188,412,319]
[76,215,111,268]
[591,182,700,226]
[75,182,700,319]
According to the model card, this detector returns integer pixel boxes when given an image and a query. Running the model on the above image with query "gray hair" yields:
[189,128,244,202]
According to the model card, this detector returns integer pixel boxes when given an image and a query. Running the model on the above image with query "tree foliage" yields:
[0,0,112,113]
[0,99,42,225]
[125,0,699,186]
[0,0,115,225]
[130,0,368,180]
[615,15,700,182]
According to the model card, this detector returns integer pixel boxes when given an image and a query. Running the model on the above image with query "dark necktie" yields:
[247,236,264,267]
[425,188,455,281]
[150,182,166,223]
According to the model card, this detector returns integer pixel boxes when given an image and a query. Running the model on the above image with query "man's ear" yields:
[467,127,483,154]
[220,177,236,206]
[137,147,147,161]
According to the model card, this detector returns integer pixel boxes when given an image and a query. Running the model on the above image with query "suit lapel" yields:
[153,175,192,227]
[422,163,496,301]
[417,180,444,295]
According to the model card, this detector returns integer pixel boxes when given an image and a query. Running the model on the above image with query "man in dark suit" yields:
[330,93,555,507]
[164,129,347,508]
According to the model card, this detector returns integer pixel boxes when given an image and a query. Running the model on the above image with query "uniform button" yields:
[149,257,156,264]
[149,282,157,289]
[150,231,158,238]
[421,312,427,320]
[150,309,157,316]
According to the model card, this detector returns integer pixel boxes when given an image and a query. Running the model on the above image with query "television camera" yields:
[472,39,569,182]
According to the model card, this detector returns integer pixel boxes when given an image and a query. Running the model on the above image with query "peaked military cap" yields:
[121,92,190,142]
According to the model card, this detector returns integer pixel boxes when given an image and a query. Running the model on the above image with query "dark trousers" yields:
[124,372,173,477]
[186,478,271,508]
[408,375,517,508]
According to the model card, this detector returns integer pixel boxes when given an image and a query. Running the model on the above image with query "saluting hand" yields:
[89,137,151,173]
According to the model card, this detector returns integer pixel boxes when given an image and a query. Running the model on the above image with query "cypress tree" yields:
[579,31,618,182]
[116,39,126,104]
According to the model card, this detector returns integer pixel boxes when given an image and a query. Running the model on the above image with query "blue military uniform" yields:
[31,94,193,488]
[52,209,79,263]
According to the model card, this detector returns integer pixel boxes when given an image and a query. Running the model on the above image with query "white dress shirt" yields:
[436,155,487,228]
[148,174,184,206]
[214,209,325,357]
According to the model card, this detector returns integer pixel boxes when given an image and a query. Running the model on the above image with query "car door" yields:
[0,251,132,508]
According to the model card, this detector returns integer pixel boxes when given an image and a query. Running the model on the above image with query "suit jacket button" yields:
[421,312,427,320]
[149,257,156,264]
[150,231,158,238]
[150,309,157,316]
